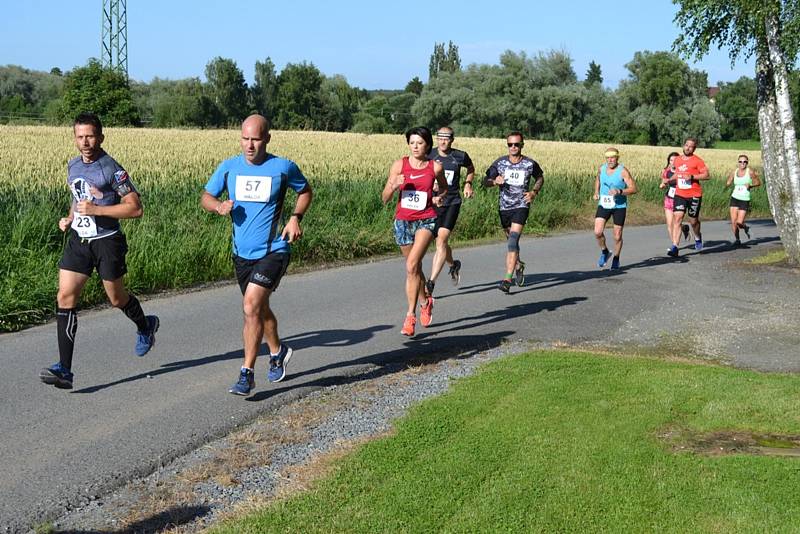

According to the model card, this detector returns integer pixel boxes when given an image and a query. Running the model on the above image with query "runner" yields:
[483,132,544,293]
[668,137,710,257]
[382,126,447,336]
[425,126,475,296]
[659,151,691,245]
[726,154,761,246]
[593,148,638,270]
[202,114,312,396]
[39,112,159,390]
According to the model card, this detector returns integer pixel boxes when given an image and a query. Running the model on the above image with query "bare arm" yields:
[750,169,761,188]
[75,191,143,220]
[619,168,638,195]
[382,159,405,204]
[282,186,313,243]
[463,164,476,198]
[725,171,735,188]
[433,161,448,206]
[593,169,601,200]
[201,190,234,216]
[58,205,75,232]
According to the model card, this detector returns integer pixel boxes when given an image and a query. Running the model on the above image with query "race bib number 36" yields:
[235,175,272,202]
[504,169,525,187]
[400,190,428,211]
[71,215,97,238]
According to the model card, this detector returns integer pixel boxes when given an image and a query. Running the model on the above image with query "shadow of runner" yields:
[72,325,394,394]
[245,329,516,402]
[53,504,210,534]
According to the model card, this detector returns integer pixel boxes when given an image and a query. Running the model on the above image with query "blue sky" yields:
[1,1,754,89]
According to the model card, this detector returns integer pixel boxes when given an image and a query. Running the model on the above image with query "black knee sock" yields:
[56,307,77,370]
[122,295,148,331]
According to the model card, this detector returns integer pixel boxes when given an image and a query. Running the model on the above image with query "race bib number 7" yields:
[235,175,272,202]
[400,190,428,211]
[444,169,455,186]
[504,169,525,186]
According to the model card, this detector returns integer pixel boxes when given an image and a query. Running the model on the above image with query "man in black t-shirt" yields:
[426,126,475,295]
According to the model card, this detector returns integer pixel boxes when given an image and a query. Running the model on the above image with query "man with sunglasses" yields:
[425,126,475,296]
[484,132,544,293]
[668,137,709,257]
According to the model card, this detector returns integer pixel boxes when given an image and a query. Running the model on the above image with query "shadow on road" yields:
[53,504,210,533]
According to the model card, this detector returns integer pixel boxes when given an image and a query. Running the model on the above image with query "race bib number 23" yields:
[235,175,272,202]
[71,215,97,238]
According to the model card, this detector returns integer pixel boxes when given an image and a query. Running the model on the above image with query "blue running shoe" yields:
[229,368,255,396]
[268,344,293,383]
[610,257,620,270]
[135,315,160,356]
[39,362,74,389]
[597,249,611,268]
[667,245,679,258]
[695,239,703,251]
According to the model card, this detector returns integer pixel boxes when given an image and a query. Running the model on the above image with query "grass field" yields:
[211,350,800,533]
[0,126,772,331]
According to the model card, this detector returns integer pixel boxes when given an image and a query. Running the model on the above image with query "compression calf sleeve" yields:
[507,231,521,253]
[122,295,148,331]
[56,307,77,370]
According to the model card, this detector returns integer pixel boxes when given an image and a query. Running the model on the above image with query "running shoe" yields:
[425,279,435,297]
[420,296,434,327]
[695,239,703,251]
[267,344,293,383]
[499,279,512,294]
[667,245,679,258]
[681,224,691,241]
[449,260,462,286]
[733,239,742,248]
[39,362,74,389]
[401,315,416,336]
[229,368,255,396]
[610,257,620,270]
[135,315,160,356]
[515,260,526,286]
[743,224,751,239]
[597,249,611,268]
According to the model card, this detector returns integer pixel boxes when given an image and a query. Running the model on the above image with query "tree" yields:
[405,76,424,96]
[429,41,461,79]
[274,62,324,130]
[585,61,603,87]
[59,59,139,126]
[715,76,758,140]
[205,57,249,126]
[252,57,278,120]
[674,0,800,263]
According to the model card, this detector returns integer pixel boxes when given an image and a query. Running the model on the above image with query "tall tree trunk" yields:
[757,13,800,263]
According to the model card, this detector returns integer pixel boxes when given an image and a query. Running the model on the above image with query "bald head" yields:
[240,114,271,165]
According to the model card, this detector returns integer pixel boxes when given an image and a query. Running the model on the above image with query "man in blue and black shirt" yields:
[202,114,313,396]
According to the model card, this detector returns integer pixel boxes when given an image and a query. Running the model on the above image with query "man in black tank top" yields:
[426,127,475,295]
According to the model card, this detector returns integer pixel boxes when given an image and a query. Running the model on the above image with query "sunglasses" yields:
[507,142,523,148]
[738,160,748,164]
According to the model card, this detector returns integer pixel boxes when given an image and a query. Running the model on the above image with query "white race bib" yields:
[504,168,525,186]
[71,214,97,238]
[667,186,676,198]
[734,184,748,196]
[235,175,272,202]
[678,178,692,190]
[444,169,455,186]
[400,190,428,211]
[600,195,615,209]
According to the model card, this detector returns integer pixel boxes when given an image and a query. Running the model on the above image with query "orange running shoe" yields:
[401,314,416,336]
[420,296,434,327]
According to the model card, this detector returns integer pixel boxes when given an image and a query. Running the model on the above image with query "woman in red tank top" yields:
[381,126,448,337]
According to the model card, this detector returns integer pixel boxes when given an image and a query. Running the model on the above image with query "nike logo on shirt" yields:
[409,174,424,179]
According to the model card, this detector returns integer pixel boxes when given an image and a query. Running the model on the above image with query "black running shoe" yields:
[514,261,525,287]
[40,362,74,389]
[499,279,512,294]
[425,279,435,296]
[449,260,461,286]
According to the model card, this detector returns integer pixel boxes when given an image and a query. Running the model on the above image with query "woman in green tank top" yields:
[725,154,761,246]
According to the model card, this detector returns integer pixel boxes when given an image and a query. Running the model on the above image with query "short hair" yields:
[74,112,103,134]
[666,151,680,168]
[738,154,749,162]
[405,126,433,150]
[507,131,524,142]
[685,137,698,145]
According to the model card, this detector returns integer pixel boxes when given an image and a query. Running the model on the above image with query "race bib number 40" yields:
[400,190,428,211]
[504,169,525,186]
[71,215,97,238]
[235,175,272,202]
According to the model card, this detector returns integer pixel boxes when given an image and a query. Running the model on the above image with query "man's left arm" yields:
[76,188,142,220]
[694,160,710,181]
[524,164,545,203]
[282,186,312,243]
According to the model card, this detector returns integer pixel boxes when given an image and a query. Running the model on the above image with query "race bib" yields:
[678,178,692,190]
[235,175,272,202]
[734,184,748,196]
[504,168,525,186]
[667,186,676,198]
[400,190,428,211]
[71,214,97,238]
[444,169,455,186]
[600,195,615,209]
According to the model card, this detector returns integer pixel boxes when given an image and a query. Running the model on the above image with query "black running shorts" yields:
[595,206,627,226]
[673,196,702,218]
[434,202,461,233]
[729,197,750,211]
[499,207,529,229]
[233,252,290,294]
[58,231,128,281]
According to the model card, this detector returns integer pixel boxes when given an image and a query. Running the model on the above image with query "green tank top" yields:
[732,167,753,201]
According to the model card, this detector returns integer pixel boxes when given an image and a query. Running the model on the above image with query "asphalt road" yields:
[1,219,794,531]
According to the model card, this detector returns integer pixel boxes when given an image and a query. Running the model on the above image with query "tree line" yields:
[1,46,798,147]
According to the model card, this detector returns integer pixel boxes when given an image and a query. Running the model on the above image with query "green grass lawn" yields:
[212,350,800,533]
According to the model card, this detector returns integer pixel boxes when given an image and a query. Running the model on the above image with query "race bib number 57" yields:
[235,175,272,202]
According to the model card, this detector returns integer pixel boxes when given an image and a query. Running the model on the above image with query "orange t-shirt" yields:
[672,154,707,198]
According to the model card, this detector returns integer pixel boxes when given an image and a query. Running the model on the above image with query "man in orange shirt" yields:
[668,137,709,257]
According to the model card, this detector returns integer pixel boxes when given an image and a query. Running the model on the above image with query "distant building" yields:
[708,86,720,103]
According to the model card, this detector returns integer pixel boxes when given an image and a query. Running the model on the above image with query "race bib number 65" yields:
[504,169,525,186]
[235,175,272,202]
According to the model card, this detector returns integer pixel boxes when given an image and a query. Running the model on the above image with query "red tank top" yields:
[394,157,437,221]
